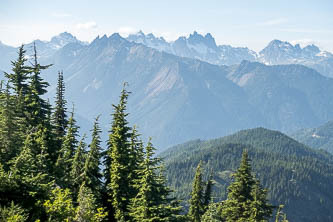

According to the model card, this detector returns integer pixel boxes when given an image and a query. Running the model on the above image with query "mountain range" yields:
[127,31,333,78]
[1,32,333,149]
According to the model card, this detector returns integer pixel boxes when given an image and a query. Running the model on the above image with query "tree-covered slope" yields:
[161,127,333,222]
[291,120,333,153]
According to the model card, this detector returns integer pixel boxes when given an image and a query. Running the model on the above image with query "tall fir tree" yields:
[129,139,182,222]
[26,42,52,127]
[56,105,79,188]
[70,135,87,199]
[82,116,103,198]
[222,150,273,222]
[4,45,30,97]
[188,161,205,222]
[52,70,67,143]
[106,84,133,221]
[75,183,108,222]
[203,174,213,210]
[0,82,24,169]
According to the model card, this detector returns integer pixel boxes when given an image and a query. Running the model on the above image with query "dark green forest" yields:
[161,128,333,222]
[0,45,317,222]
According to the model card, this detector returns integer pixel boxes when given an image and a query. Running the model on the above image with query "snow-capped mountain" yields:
[127,31,333,77]
[258,39,333,77]
[127,31,257,66]
[24,32,85,58]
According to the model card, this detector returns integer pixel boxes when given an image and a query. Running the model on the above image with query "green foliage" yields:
[0,82,24,169]
[275,205,289,222]
[25,42,52,127]
[75,183,108,222]
[0,201,28,222]
[56,107,79,187]
[106,84,133,221]
[82,116,103,197]
[161,128,333,222]
[129,140,183,222]
[43,187,75,222]
[4,45,30,97]
[188,162,205,222]
[70,135,87,198]
[221,150,273,221]
[52,71,67,142]
[201,203,224,222]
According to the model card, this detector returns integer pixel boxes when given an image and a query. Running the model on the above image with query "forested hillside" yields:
[161,128,333,222]
[291,120,333,153]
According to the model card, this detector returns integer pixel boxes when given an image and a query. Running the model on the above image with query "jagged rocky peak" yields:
[187,31,217,48]
[303,44,320,54]
[50,32,80,48]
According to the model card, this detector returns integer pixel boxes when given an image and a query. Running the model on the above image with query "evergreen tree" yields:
[275,205,288,222]
[249,180,274,221]
[52,70,67,142]
[75,183,108,222]
[129,140,182,222]
[203,174,213,210]
[82,116,103,197]
[25,42,52,127]
[43,187,76,222]
[9,131,53,221]
[4,45,30,97]
[201,203,224,222]
[188,162,205,222]
[70,135,87,199]
[0,82,24,169]
[221,150,273,222]
[0,201,28,222]
[106,84,133,221]
[56,106,79,187]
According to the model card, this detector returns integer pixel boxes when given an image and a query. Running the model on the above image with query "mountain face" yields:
[1,33,333,149]
[259,39,333,77]
[291,121,333,153]
[127,31,333,77]
[227,60,333,132]
[160,127,333,222]
[44,33,262,148]
[127,31,257,66]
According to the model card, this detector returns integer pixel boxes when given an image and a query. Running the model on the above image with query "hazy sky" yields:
[1,0,333,52]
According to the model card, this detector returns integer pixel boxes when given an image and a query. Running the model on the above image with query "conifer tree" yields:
[4,45,30,97]
[52,70,67,141]
[188,162,205,222]
[26,42,52,127]
[129,140,182,222]
[203,174,213,210]
[0,82,24,169]
[56,106,79,187]
[43,187,76,222]
[9,131,53,221]
[75,183,108,222]
[0,201,28,222]
[249,180,274,221]
[222,150,273,222]
[106,84,133,221]
[70,135,87,198]
[82,116,103,197]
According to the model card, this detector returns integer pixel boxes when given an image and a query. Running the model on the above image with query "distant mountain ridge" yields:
[126,31,333,77]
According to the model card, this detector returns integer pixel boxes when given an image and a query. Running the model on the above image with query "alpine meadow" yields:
[1,1,333,221]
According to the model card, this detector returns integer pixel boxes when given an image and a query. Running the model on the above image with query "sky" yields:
[1,0,333,52]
